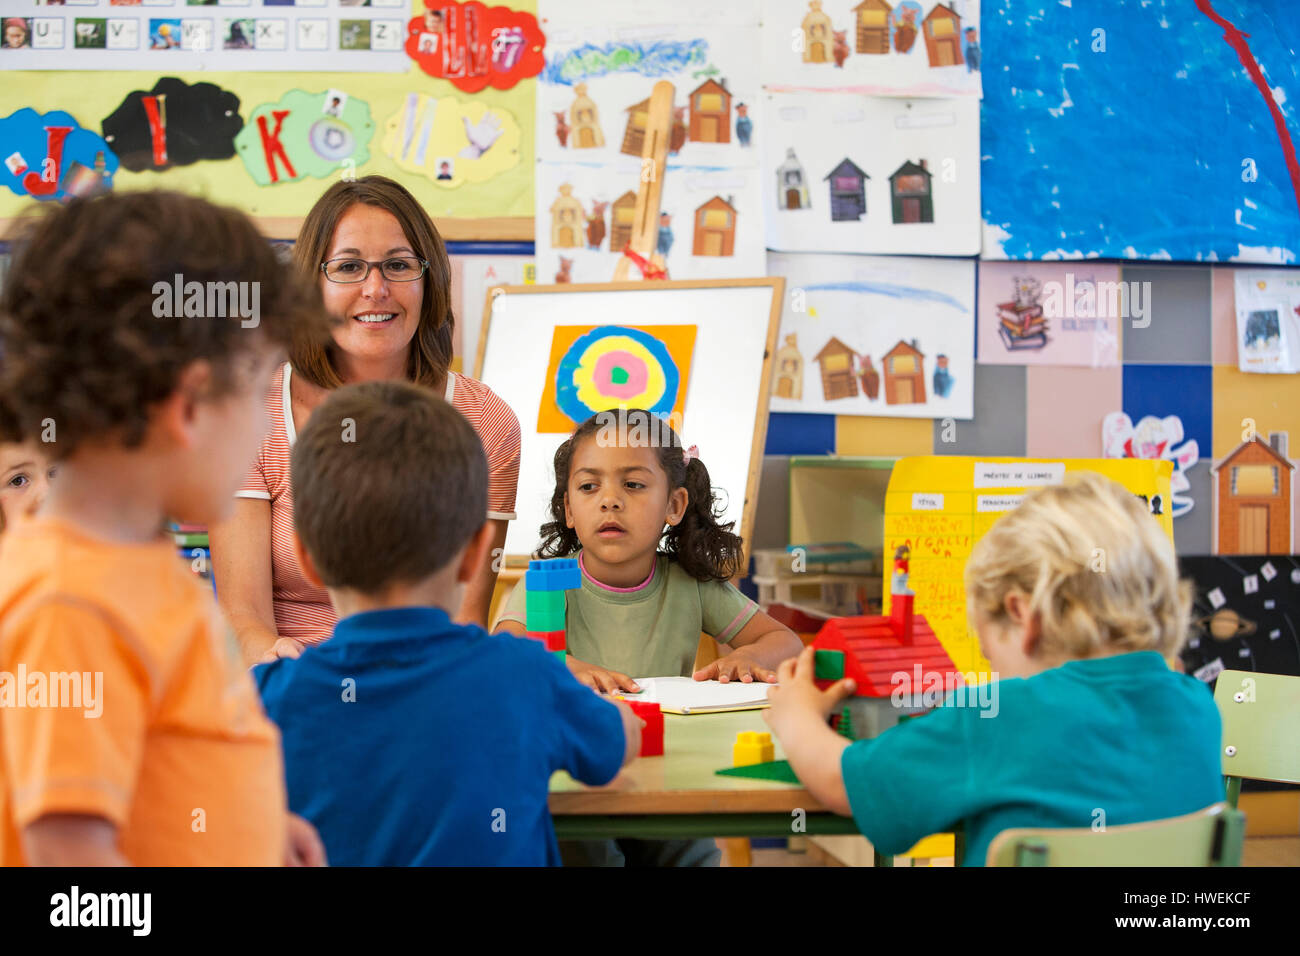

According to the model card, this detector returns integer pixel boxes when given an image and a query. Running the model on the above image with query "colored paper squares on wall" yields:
[1025,365,1121,459]
[537,324,697,433]
[1121,364,1213,472]
[1121,265,1213,365]
[932,365,1026,456]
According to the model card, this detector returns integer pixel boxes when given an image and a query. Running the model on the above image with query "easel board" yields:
[476,278,784,561]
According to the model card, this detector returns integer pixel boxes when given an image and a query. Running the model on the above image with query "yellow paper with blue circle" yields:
[382,94,520,189]
[537,325,697,433]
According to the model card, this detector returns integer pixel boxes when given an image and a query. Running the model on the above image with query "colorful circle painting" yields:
[555,326,680,423]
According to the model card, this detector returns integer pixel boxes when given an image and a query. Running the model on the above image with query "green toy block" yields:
[814,649,845,681]
[525,589,566,616]
[553,649,566,664]
[715,760,800,784]
[526,606,566,631]
[836,704,854,740]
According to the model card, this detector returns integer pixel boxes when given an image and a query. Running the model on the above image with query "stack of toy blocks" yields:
[524,558,581,662]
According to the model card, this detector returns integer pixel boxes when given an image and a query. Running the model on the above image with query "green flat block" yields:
[553,649,566,663]
[714,760,800,784]
[526,607,566,631]
[526,590,566,615]
[814,649,845,680]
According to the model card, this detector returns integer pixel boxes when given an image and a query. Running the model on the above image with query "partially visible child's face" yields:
[563,436,687,566]
[0,442,54,525]
[973,599,1042,680]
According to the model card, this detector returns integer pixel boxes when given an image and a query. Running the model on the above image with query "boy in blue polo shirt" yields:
[763,472,1223,866]
[254,382,640,866]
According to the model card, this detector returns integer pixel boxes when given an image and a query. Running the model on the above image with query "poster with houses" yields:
[976,261,1123,367]
[761,0,981,97]
[535,0,765,283]
[763,91,979,255]
[767,251,975,419]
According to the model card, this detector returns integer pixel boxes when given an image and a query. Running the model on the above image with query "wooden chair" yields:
[986,802,1245,866]
[1212,670,1300,808]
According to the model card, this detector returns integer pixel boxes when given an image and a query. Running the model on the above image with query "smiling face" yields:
[562,436,687,570]
[0,442,54,525]
[319,203,424,379]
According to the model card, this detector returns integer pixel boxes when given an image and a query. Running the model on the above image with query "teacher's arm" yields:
[456,517,508,628]
[210,498,280,666]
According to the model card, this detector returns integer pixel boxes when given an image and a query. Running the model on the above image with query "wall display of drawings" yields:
[475,279,783,559]
[763,91,979,255]
[761,0,981,97]
[767,251,974,420]
[1,1,411,71]
[976,261,1121,367]
[982,0,1300,262]
[534,0,764,283]
[1103,412,1200,519]
[1232,268,1300,373]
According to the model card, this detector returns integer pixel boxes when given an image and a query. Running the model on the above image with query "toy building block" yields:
[525,557,582,592]
[814,648,845,680]
[716,759,799,783]
[627,700,664,756]
[525,589,566,616]
[524,605,565,632]
[732,731,775,767]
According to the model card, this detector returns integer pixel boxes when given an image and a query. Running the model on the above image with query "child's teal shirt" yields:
[840,651,1224,866]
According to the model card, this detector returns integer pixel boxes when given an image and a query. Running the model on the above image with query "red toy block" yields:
[527,630,566,651]
[626,700,664,757]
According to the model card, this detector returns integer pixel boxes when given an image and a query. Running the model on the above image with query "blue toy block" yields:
[526,558,582,592]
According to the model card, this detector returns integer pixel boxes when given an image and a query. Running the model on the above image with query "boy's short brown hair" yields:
[291,380,487,593]
[0,191,328,459]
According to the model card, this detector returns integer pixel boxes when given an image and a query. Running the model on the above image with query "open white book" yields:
[617,677,774,715]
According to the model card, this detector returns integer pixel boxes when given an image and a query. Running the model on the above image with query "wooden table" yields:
[548,709,862,840]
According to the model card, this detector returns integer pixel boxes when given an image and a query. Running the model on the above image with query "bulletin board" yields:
[882,455,1175,675]
[474,278,784,560]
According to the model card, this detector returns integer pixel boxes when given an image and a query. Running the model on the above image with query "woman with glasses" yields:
[211,176,520,662]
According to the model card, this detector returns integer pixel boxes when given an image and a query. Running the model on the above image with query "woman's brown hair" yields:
[290,175,454,389]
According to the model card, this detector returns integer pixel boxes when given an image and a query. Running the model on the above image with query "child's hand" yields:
[284,813,327,867]
[693,648,779,684]
[256,637,305,665]
[764,645,857,733]
[567,656,641,694]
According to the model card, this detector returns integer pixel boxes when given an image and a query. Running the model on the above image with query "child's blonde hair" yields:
[965,471,1191,660]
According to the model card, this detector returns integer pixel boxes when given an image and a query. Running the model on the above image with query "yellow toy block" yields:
[733,731,775,767]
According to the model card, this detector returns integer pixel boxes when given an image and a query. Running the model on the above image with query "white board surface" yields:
[476,281,781,559]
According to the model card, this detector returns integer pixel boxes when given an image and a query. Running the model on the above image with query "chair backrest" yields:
[985,803,1245,866]
[1213,670,1300,788]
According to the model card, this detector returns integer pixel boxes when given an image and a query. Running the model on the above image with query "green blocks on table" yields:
[525,589,566,632]
[814,649,845,680]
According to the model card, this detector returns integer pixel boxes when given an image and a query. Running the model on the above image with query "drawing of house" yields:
[853,0,892,54]
[923,2,964,68]
[774,334,804,400]
[801,0,834,63]
[568,83,604,148]
[688,79,731,144]
[883,339,926,404]
[825,158,869,221]
[608,190,638,251]
[890,159,933,223]
[814,337,859,401]
[692,196,737,256]
[776,149,811,210]
[620,96,687,157]
[1211,433,1294,554]
[549,184,585,248]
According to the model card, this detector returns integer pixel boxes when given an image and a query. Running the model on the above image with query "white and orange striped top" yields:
[236,362,520,645]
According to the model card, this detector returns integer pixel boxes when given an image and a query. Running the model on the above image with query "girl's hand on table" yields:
[568,656,641,694]
[692,648,778,684]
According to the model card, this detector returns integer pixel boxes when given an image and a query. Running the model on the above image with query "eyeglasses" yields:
[321,256,428,284]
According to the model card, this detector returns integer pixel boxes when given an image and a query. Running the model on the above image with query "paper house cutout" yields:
[688,79,731,144]
[814,336,859,400]
[883,339,926,404]
[801,1,834,63]
[620,96,687,157]
[692,195,737,256]
[923,2,964,68]
[890,159,933,224]
[568,83,604,148]
[550,184,585,248]
[853,0,892,54]
[1212,433,1294,554]
[607,190,638,251]
[776,148,811,210]
[825,157,869,221]
[774,333,804,400]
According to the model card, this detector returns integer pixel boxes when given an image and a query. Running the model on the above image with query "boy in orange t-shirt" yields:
[0,192,330,865]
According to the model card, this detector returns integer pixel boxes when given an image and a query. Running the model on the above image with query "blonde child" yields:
[764,472,1224,866]
[495,408,802,867]
[0,192,328,865]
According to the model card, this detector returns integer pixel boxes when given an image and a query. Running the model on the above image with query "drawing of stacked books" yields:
[996,298,1048,350]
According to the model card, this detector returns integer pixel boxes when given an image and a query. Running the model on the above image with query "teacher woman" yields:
[212,176,520,661]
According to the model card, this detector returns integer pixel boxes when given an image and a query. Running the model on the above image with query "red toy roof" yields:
[812,613,959,698]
